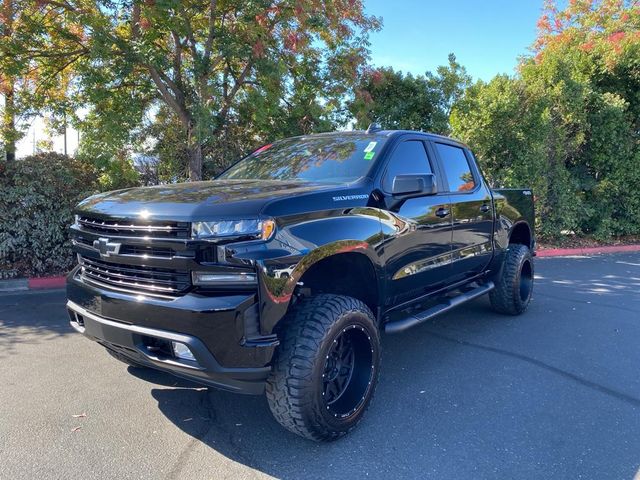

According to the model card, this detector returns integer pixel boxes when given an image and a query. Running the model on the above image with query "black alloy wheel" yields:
[266,294,381,441]
[322,324,375,418]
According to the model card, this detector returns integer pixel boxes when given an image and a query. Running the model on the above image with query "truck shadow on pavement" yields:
[132,255,640,479]
[2,257,638,477]
[130,279,640,479]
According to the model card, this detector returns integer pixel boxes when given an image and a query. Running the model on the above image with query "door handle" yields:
[435,207,450,218]
[480,204,491,213]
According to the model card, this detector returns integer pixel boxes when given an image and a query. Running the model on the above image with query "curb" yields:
[537,244,640,257]
[0,275,66,292]
[28,276,67,289]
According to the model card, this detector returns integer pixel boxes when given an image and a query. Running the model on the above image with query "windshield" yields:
[218,134,386,183]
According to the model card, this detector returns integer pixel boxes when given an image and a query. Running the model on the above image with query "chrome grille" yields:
[79,255,190,295]
[73,237,176,258]
[78,216,190,238]
[119,245,175,258]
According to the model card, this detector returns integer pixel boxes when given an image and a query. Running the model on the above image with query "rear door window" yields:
[434,143,476,193]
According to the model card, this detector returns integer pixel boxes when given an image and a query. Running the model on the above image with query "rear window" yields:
[218,135,387,183]
[435,143,476,193]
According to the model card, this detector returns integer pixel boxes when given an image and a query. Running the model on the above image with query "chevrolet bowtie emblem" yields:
[93,237,121,257]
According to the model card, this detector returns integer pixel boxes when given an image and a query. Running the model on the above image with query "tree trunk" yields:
[187,126,202,181]
[3,83,16,162]
[2,0,15,162]
[63,111,67,156]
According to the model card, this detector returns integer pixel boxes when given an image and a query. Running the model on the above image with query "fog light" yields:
[192,271,257,286]
[171,342,196,362]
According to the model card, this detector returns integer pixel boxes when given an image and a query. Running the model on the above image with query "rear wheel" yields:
[490,244,534,315]
[266,294,381,441]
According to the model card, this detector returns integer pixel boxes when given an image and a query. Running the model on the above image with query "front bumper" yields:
[67,270,276,394]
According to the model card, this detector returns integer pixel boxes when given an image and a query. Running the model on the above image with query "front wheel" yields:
[266,294,381,441]
[490,244,534,315]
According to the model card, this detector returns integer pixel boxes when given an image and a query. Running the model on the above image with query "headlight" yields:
[191,218,276,240]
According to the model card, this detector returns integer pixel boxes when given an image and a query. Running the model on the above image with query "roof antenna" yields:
[366,122,382,134]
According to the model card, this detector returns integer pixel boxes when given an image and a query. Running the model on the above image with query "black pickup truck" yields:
[66,127,535,441]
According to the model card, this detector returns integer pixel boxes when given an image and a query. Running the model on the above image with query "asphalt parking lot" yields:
[1,253,640,479]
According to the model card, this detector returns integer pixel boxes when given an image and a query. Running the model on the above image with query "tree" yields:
[23,1,379,180]
[452,0,640,239]
[424,53,472,124]
[350,67,443,132]
[523,0,640,238]
[136,52,351,183]
[349,54,471,134]
[0,0,17,162]
[0,0,87,162]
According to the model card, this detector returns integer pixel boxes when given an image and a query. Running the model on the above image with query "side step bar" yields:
[384,281,495,334]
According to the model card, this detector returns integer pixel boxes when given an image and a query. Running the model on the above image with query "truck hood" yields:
[76,179,341,220]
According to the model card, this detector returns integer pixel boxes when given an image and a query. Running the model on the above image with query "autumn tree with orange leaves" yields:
[452,0,640,239]
[0,0,17,162]
[0,0,87,164]
[1,1,380,180]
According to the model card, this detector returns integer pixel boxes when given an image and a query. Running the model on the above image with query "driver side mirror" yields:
[392,173,437,198]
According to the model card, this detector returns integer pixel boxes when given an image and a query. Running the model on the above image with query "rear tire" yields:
[266,294,381,441]
[490,244,534,315]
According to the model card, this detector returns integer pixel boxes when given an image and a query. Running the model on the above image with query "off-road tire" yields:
[490,244,534,315]
[105,347,147,368]
[266,294,381,441]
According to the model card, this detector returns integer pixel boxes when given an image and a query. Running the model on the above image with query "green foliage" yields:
[2,0,639,263]
[349,54,471,134]
[136,106,190,182]
[452,0,640,240]
[0,153,97,277]
[12,0,381,181]
[74,108,141,191]
[1,0,85,161]
[96,157,140,192]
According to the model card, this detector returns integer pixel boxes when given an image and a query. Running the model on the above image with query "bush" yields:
[451,56,640,241]
[0,153,98,278]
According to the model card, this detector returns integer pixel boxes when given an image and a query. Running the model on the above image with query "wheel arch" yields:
[297,251,382,319]
[508,221,533,249]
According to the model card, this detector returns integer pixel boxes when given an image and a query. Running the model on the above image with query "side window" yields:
[435,143,476,193]
[382,141,432,192]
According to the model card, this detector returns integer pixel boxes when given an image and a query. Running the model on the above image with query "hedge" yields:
[0,153,98,278]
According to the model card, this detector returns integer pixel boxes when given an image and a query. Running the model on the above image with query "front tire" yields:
[490,244,534,315]
[266,294,381,441]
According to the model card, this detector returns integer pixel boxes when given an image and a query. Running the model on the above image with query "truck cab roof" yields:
[288,129,470,150]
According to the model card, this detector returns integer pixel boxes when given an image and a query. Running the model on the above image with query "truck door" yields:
[431,141,494,280]
[379,137,453,307]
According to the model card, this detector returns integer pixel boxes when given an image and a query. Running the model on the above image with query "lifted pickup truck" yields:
[67,128,535,441]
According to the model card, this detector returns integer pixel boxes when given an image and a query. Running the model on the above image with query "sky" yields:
[365,0,545,81]
[16,0,545,158]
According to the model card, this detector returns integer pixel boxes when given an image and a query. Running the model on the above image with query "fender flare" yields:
[257,240,384,332]
[508,221,534,249]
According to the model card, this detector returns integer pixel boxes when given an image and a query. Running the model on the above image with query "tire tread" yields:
[490,244,533,315]
[266,294,379,441]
